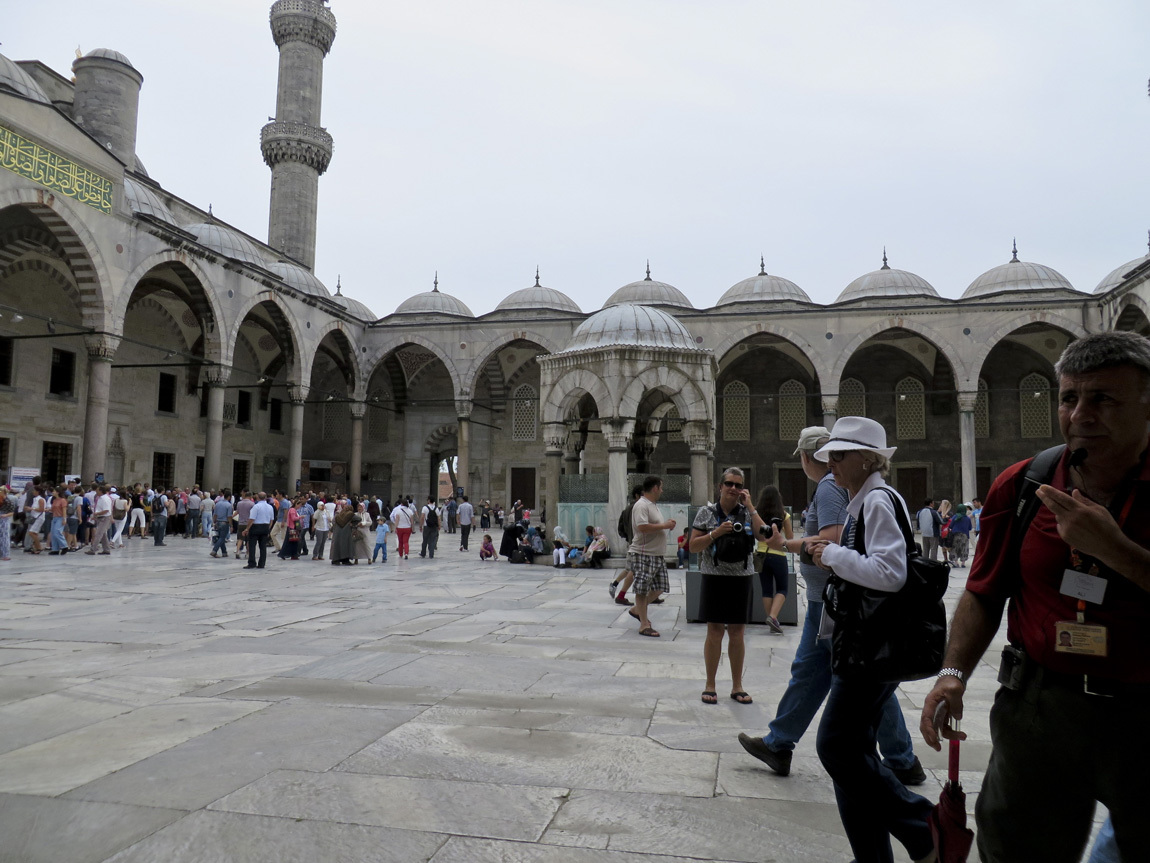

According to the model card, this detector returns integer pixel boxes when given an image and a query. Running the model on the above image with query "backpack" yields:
[113,496,128,515]
[618,502,635,542]
[939,518,951,540]
[424,506,439,529]
[509,548,527,563]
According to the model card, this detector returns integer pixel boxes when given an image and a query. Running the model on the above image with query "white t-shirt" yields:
[391,505,415,529]
[94,494,113,518]
[628,496,667,557]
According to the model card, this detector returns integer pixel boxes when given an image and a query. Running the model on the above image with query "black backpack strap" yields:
[854,487,915,556]
[1011,444,1066,564]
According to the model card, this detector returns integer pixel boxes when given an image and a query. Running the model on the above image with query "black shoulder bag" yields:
[822,487,950,683]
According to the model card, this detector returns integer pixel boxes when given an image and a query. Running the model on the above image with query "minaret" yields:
[261,0,336,270]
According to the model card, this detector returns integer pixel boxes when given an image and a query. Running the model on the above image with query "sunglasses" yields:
[827,450,855,463]
[721,480,744,489]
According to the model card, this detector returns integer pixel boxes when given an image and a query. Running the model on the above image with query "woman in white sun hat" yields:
[805,416,935,863]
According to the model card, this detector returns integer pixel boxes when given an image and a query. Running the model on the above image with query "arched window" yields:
[1020,373,1052,438]
[665,406,684,442]
[512,384,537,441]
[839,377,866,418]
[895,377,926,439]
[779,379,806,442]
[723,381,750,441]
[975,378,989,439]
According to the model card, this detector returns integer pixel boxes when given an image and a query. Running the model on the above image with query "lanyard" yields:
[1067,482,1137,620]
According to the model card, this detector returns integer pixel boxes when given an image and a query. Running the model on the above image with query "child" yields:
[479,534,498,561]
[372,518,390,563]
[676,530,689,569]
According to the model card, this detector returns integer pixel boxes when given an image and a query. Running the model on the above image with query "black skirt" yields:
[699,573,753,624]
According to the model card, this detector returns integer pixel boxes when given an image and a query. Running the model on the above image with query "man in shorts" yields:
[627,475,676,638]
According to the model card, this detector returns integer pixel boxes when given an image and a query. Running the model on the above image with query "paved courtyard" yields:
[0,535,1016,862]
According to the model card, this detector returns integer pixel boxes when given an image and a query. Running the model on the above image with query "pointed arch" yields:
[617,365,710,424]
[830,318,966,394]
[972,312,1088,385]
[540,368,612,425]
[228,292,304,384]
[714,320,829,386]
[464,331,563,397]
[363,332,463,401]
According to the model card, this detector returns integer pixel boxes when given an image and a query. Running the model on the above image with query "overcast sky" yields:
[6,1,1149,316]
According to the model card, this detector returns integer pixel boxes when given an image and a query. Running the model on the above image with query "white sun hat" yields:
[813,416,897,462]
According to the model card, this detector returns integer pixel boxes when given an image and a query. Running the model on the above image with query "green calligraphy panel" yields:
[0,124,113,214]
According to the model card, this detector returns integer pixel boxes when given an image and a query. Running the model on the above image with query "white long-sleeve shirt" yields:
[820,471,910,592]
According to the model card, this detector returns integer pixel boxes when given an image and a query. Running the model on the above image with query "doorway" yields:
[510,467,536,509]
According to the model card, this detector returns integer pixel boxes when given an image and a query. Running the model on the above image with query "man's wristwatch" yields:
[937,667,965,685]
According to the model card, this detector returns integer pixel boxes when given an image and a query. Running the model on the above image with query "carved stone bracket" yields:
[202,366,230,387]
[821,395,839,416]
[260,121,334,174]
[956,391,979,413]
[287,384,309,404]
[349,401,367,420]
[84,333,120,360]
[455,399,474,419]
[270,0,337,53]
[543,422,566,454]
[684,420,714,454]
[601,418,635,451]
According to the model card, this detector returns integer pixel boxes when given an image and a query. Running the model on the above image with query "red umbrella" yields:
[927,722,975,863]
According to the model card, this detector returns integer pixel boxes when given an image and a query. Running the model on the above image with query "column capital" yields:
[684,420,714,454]
[455,399,474,419]
[956,391,979,413]
[601,418,634,451]
[84,333,120,360]
[821,395,839,415]
[543,422,566,454]
[288,383,309,404]
[202,366,230,387]
[349,400,367,419]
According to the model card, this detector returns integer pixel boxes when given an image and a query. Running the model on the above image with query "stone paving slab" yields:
[0,537,1009,861]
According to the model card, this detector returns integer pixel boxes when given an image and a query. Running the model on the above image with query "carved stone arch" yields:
[311,321,359,394]
[830,318,967,395]
[364,332,464,399]
[0,191,113,332]
[973,312,1088,383]
[116,251,227,365]
[714,321,830,385]
[1114,293,1150,335]
[541,368,613,425]
[425,422,459,453]
[0,257,79,311]
[125,295,187,347]
[0,222,67,266]
[464,331,562,397]
[618,365,709,424]
[228,292,305,384]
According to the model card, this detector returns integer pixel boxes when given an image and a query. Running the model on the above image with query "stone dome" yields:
[495,274,581,313]
[963,244,1074,299]
[563,303,696,353]
[329,288,376,321]
[1094,249,1150,294]
[836,253,938,303]
[718,260,811,305]
[393,281,474,318]
[83,48,137,69]
[603,266,693,310]
[0,53,50,104]
[122,176,174,223]
[269,260,330,298]
[185,220,267,266]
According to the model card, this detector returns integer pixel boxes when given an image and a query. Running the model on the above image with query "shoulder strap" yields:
[855,486,915,556]
[1011,444,1066,564]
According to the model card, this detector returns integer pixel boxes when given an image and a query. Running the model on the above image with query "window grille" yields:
[723,381,749,441]
[323,403,348,438]
[1019,373,1052,438]
[839,377,866,418]
[778,379,806,442]
[895,377,926,439]
[512,384,537,441]
[975,378,990,438]
[666,406,683,442]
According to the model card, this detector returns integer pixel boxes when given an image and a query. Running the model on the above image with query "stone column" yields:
[957,391,979,504]
[602,419,634,554]
[563,429,584,475]
[202,369,229,491]
[821,395,839,430]
[349,401,366,494]
[686,421,713,506]
[543,422,565,526]
[455,400,472,498]
[287,384,308,493]
[82,334,120,482]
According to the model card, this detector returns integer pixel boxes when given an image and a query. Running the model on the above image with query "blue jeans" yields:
[202,508,212,537]
[817,675,934,862]
[764,600,916,769]
[186,510,200,537]
[50,516,66,551]
[211,519,230,555]
[152,516,166,545]
[372,541,387,562]
[1087,818,1118,863]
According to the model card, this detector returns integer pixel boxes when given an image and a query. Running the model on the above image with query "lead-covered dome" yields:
[393,278,474,318]
[1095,243,1150,294]
[562,303,696,353]
[0,53,50,104]
[185,220,266,266]
[963,243,1074,299]
[495,273,581,313]
[836,252,938,303]
[603,265,693,310]
[83,48,137,69]
[719,259,811,305]
[329,286,376,321]
[123,176,174,224]
[269,260,330,298]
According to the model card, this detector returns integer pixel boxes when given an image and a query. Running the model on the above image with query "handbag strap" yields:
[851,486,916,557]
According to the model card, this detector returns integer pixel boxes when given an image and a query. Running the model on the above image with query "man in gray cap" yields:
[738,425,925,785]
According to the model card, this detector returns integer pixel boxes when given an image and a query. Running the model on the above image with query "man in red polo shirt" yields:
[921,331,1150,863]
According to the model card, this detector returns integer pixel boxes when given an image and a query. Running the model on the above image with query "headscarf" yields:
[333,503,356,528]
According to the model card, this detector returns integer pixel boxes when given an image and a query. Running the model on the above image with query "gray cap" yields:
[793,426,831,456]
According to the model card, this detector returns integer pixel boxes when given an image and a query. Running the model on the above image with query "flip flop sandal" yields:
[628,608,641,620]
[650,598,665,604]
[638,627,660,637]
[730,692,753,704]
[701,690,718,704]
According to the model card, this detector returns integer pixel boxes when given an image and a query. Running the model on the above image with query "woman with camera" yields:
[689,467,764,705]
[805,417,934,863]
[754,485,792,633]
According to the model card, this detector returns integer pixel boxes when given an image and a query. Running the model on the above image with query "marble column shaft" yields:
[81,335,119,482]
[202,381,226,491]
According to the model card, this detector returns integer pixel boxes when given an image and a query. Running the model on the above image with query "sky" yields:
[5,1,1149,316]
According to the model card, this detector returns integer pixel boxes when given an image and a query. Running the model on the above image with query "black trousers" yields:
[247,523,270,568]
[460,524,471,549]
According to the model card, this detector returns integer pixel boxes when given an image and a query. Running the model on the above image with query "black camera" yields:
[758,517,784,539]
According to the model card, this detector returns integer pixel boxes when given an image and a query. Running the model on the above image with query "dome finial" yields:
[1011,238,1019,263]
[759,254,767,276]
[645,260,652,281]
[881,247,890,270]
[433,271,439,292]
[534,266,541,288]
[335,275,342,296]
[207,204,213,219]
